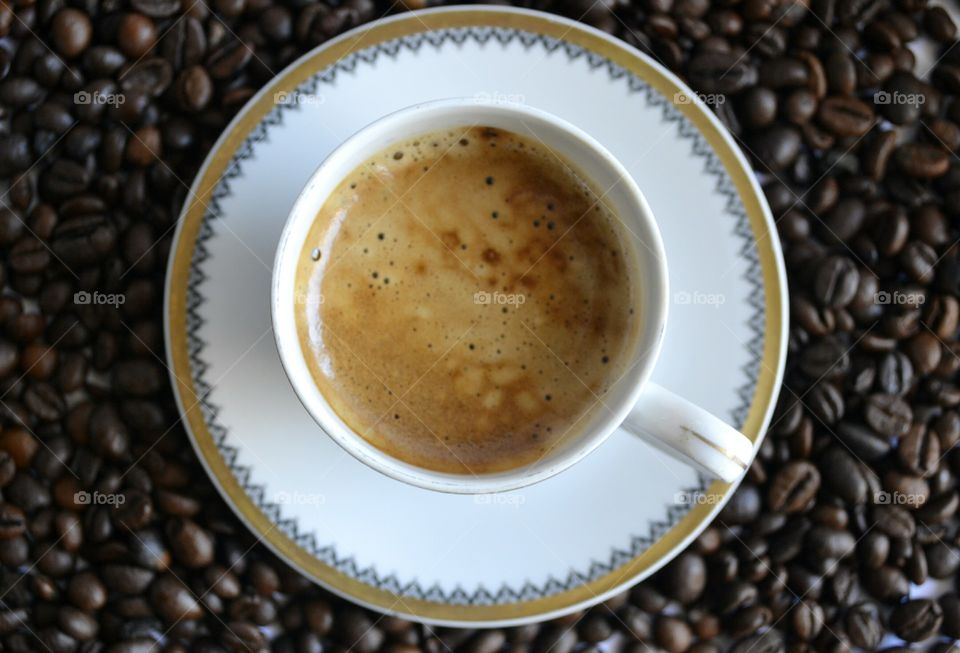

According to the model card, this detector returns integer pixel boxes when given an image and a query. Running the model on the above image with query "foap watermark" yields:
[874,490,926,507]
[474,494,526,508]
[74,490,125,506]
[274,90,326,107]
[674,491,723,506]
[474,91,526,106]
[74,290,125,308]
[74,90,125,107]
[674,291,725,307]
[474,291,526,306]
[875,290,924,306]
[294,291,324,306]
[276,491,326,507]
[673,91,726,107]
[874,90,925,108]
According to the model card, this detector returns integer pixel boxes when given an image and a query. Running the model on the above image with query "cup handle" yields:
[621,382,754,483]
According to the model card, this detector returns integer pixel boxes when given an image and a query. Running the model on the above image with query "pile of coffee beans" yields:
[1,0,959,648]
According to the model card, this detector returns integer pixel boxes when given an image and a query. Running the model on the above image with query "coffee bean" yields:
[728,629,784,653]
[890,599,943,641]
[879,72,926,124]
[862,130,898,180]
[916,491,958,523]
[820,447,869,503]
[0,77,44,107]
[655,616,692,653]
[748,124,802,172]
[118,13,157,58]
[131,0,182,17]
[0,503,26,539]
[799,336,849,377]
[896,423,939,477]
[150,574,202,623]
[863,565,910,600]
[925,540,959,578]
[837,421,890,459]
[768,461,819,512]
[206,40,254,80]
[818,96,875,136]
[846,603,882,650]
[120,58,173,97]
[877,351,913,395]
[872,504,916,538]
[941,594,960,638]
[658,552,706,603]
[52,9,92,58]
[175,66,212,112]
[719,483,762,524]
[806,524,856,558]
[687,51,759,95]
[864,393,912,436]
[896,142,951,177]
[167,518,214,567]
[813,256,859,307]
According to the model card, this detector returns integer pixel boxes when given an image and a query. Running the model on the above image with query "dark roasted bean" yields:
[890,600,943,641]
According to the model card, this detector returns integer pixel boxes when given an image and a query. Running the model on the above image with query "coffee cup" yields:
[272,97,754,494]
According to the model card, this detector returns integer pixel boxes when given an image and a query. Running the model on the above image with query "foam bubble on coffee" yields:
[295,126,642,474]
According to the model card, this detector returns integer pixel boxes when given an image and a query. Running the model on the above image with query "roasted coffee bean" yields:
[655,616,692,653]
[150,574,202,623]
[167,518,214,568]
[719,483,761,524]
[687,52,758,94]
[118,13,157,58]
[818,96,875,136]
[879,72,926,124]
[806,381,844,423]
[864,393,912,436]
[897,143,951,177]
[813,256,859,307]
[877,351,913,395]
[768,461,819,512]
[940,594,960,638]
[845,603,882,650]
[728,629,784,653]
[799,336,849,378]
[916,491,958,523]
[131,0,182,17]
[658,552,706,603]
[806,524,856,558]
[176,65,212,112]
[890,599,943,641]
[898,424,940,477]
[863,565,910,600]
[0,503,26,539]
[872,504,916,538]
[820,447,869,503]
[925,540,959,578]
[837,421,890,460]
[52,9,92,58]
[748,125,802,171]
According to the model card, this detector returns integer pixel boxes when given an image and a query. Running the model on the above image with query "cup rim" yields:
[271,97,669,494]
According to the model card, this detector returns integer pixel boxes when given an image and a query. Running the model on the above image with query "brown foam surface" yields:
[294,126,641,474]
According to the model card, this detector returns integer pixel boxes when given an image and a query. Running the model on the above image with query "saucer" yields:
[164,6,788,627]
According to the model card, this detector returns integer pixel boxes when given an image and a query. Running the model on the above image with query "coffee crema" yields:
[294,126,642,474]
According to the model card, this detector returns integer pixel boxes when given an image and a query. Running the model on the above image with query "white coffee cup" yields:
[272,98,754,494]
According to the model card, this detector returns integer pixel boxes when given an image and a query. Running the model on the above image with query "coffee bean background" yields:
[1,0,960,648]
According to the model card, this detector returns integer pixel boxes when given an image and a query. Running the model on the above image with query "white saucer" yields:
[164,6,789,627]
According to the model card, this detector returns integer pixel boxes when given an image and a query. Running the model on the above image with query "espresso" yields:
[294,126,642,474]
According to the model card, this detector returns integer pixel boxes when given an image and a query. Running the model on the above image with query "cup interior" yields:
[272,98,669,494]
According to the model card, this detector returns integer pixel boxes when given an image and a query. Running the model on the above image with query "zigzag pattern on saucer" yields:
[183,25,765,605]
